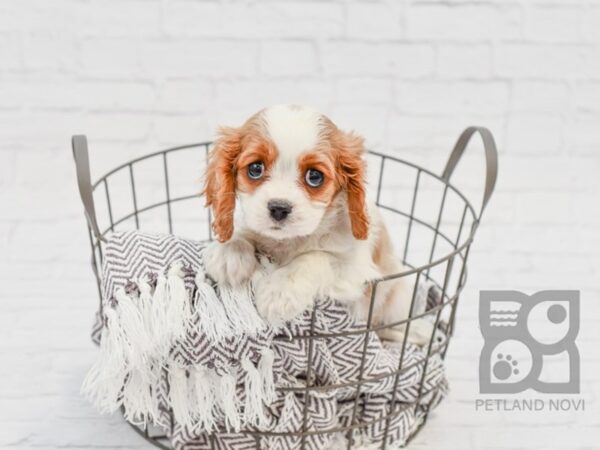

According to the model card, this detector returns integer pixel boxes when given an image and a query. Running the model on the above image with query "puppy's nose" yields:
[268,199,293,222]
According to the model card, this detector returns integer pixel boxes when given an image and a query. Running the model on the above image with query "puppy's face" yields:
[204,105,368,242]
[236,107,340,239]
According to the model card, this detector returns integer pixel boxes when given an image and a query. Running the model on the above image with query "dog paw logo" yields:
[479,290,580,394]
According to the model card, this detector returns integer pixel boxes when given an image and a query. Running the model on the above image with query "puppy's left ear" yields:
[336,130,369,240]
[203,127,243,242]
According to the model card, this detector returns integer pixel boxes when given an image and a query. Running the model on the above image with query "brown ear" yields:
[335,130,369,240]
[203,127,242,242]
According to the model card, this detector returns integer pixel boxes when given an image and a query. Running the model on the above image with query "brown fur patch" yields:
[203,127,241,242]
[203,112,271,242]
[372,222,397,275]
[321,118,369,240]
[297,151,337,203]
[236,139,278,194]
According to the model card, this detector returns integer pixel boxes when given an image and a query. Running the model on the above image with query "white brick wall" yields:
[1,1,599,449]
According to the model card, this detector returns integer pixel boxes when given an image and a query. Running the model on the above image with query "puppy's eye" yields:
[305,169,324,188]
[247,162,265,180]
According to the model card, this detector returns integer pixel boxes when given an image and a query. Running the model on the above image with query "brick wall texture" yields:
[1,1,599,449]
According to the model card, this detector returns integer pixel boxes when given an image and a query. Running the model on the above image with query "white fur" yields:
[239,105,329,240]
[245,194,380,325]
[205,105,431,344]
[262,104,322,158]
[204,237,257,285]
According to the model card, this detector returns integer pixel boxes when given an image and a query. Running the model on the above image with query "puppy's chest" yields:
[253,239,316,265]
[252,233,357,266]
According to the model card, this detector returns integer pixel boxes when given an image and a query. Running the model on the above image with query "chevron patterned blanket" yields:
[84,231,448,450]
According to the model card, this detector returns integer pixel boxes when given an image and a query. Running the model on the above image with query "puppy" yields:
[202,105,433,344]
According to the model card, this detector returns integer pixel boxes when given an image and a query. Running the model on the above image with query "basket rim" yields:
[92,142,478,226]
[88,141,480,281]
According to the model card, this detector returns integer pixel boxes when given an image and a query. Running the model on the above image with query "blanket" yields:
[84,231,448,449]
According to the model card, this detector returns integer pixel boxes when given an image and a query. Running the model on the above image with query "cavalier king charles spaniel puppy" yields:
[202,104,433,344]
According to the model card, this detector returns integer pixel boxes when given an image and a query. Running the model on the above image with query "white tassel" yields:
[169,366,193,428]
[137,276,155,335]
[241,357,267,427]
[190,368,216,432]
[258,348,277,403]
[235,284,266,333]
[86,288,156,423]
[150,273,169,354]
[194,269,233,342]
[218,370,241,432]
[165,261,193,342]
[81,304,129,414]
[217,285,248,333]
[114,288,149,367]
[121,369,158,427]
[150,364,164,407]
[218,284,264,335]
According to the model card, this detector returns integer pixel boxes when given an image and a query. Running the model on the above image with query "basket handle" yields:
[72,135,105,242]
[441,126,498,219]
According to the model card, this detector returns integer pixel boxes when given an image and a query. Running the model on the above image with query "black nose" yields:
[268,199,293,222]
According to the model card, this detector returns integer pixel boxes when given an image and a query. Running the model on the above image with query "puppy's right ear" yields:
[335,130,369,240]
[203,127,243,242]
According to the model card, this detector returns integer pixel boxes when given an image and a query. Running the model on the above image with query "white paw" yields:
[254,267,315,326]
[249,254,276,286]
[203,239,257,287]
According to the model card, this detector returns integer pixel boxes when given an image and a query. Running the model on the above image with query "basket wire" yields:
[72,127,497,449]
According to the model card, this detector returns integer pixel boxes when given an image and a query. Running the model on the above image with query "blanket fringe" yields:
[165,261,193,342]
[169,366,193,429]
[84,262,277,435]
[81,288,147,414]
[219,370,241,432]
[81,304,128,414]
[190,368,216,433]
[114,288,149,365]
[241,357,267,427]
[218,284,265,335]
[258,348,277,403]
[122,369,158,427]
[149,273,169,354]
[194,268,233,342]
[137,275,156,346]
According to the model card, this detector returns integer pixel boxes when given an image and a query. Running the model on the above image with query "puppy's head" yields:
[203,105,368,242]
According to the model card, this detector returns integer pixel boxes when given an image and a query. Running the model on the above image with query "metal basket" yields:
[72,127,497,449]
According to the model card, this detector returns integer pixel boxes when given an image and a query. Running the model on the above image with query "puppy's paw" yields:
[204,239,257,287]
[254,267,315,326]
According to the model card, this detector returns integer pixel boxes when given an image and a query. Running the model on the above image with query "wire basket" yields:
[72,127,497,449]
